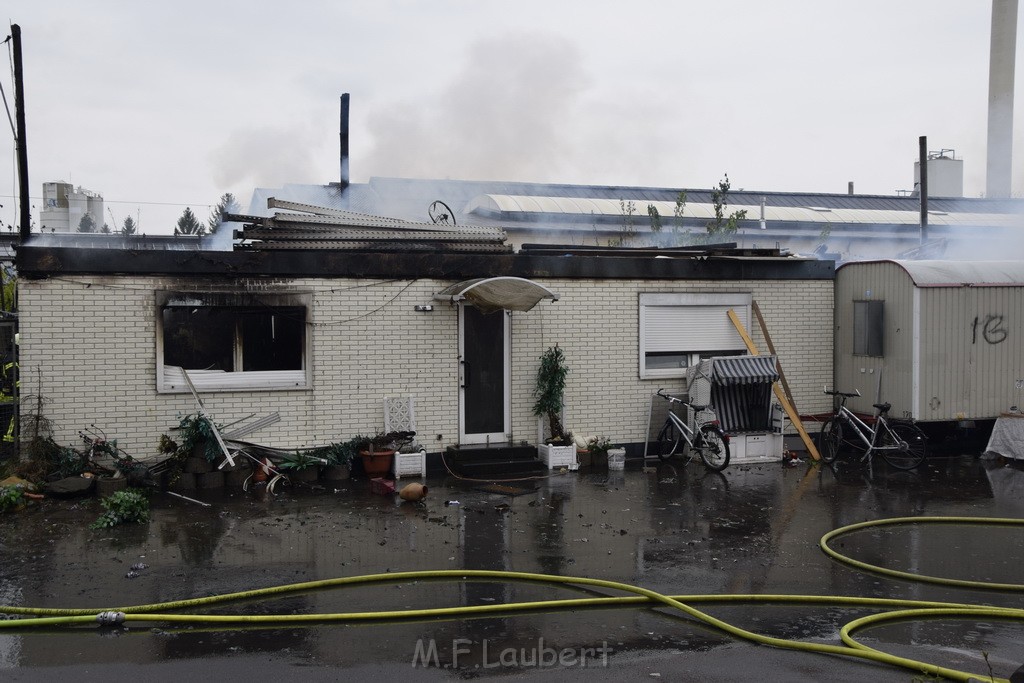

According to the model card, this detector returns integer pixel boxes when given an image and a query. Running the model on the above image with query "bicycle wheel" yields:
[818,418,845,463]
[879,421,927,470]
[696,424,730,471]
[652,421,684,461]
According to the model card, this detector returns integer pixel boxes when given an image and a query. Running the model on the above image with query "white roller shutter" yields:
[639,293,751,378]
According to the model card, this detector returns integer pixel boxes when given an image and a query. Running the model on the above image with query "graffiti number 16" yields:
[971,315,1008,345]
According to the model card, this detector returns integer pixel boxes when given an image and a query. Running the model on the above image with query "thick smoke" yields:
[210,125,323,192]
[359,32,672,184]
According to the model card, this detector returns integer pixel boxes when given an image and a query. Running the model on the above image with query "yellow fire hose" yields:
[1,516,1022,682]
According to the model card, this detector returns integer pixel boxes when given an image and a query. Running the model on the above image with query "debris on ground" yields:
[41,476,96,498]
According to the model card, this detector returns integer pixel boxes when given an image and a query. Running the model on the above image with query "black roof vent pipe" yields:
[339,93,350,191]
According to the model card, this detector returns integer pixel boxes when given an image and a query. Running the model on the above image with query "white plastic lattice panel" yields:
[384,397,416,433]
[394,449,427,478]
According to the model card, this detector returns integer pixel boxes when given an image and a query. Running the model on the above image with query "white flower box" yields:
[538,443,577,470]
[394,449,427,478]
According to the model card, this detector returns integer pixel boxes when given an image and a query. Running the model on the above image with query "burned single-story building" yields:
[834,259,1024,425]
[15,209,835,472]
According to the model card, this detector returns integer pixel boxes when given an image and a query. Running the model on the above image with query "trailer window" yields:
[853,300,884,357]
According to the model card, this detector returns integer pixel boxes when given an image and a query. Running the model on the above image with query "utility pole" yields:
[12,25,30,241]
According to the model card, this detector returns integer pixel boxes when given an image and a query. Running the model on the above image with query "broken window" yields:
[638,293,751,379]
[853,300,884,357]
[156,291,310,392]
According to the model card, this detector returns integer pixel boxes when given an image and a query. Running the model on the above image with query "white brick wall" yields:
[18,275,832,459]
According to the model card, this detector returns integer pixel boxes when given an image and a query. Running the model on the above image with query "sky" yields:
[1,1,1020,235]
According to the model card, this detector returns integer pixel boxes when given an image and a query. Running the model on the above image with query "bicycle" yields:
[819,388,927,470]
[649,388,730,471]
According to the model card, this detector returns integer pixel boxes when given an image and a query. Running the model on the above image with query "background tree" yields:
[100,223,111,234]
[207,192,240,234]
[77,213,96,233]
[174,207,205,236]
[673,191,687,231]
[704,174,747,241]
[608,199,637,247]
[647,204,662,234]
[121,215,137,236]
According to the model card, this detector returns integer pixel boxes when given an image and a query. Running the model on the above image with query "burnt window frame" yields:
[156,290,312,393]
[853,299,884,357]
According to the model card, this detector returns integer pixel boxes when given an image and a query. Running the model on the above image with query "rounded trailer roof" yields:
[838,260,1024,287]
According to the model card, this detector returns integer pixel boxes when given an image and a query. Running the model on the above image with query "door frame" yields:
[458,304,511,444]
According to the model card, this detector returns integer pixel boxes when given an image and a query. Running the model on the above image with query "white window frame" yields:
[156,290,312,393]
[639,292,752,379]
[853,299,884,357]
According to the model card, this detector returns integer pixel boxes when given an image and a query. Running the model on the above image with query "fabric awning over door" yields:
[433,277,559,314]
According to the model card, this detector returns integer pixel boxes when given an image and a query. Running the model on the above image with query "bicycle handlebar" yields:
[823,386,861,398]
[656,388,684,404]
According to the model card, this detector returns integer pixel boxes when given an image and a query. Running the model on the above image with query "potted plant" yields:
[533,345,575,468]
[276,449,323,483]
[583,435,612,468]
[356,431,414,477]
[317,441,357,481]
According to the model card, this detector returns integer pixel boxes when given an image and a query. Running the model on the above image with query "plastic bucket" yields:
[607,448,626,470]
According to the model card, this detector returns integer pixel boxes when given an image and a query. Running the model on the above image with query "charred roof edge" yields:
[16,247,834,281]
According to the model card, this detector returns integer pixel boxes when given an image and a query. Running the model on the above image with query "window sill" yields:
[158,368,308,393]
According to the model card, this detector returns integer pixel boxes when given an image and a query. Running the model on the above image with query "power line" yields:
[0,194,217,209]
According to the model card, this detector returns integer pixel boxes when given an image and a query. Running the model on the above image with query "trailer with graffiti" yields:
[833,260,1024,424]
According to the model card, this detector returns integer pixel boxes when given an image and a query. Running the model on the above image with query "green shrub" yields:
[90,489,150,529]
[0,485,25,513]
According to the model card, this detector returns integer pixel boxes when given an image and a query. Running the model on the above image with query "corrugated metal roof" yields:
[250,177,1024,225]
[233,198,511,253]
[466,194,1024,228]
[838,260,1024,286]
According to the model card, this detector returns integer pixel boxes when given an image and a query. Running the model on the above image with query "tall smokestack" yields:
[920,136,928,243]
[987,0,1017,198]
[339,93,350,190]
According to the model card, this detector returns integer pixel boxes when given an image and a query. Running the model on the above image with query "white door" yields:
[458,304,511,444]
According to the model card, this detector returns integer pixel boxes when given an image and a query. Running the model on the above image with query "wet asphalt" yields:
[2,450,1024,682]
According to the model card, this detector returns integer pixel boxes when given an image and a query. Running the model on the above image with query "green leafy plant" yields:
[90,489,150,529]
[309,441,359,467]
[0,485,26,513]
[276,450,323,471]
[533,345,570,444]
[356,431,416,453]
[586,436,613,457]
[175,414,224,462]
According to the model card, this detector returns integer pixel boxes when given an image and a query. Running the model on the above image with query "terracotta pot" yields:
[359,449,395,476]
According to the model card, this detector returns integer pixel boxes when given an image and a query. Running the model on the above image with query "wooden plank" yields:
[751,300,796,408]
[727,309,821,461]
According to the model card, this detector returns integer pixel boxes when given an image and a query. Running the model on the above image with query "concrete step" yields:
[448,457,548,479]
[446,443,538,463]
